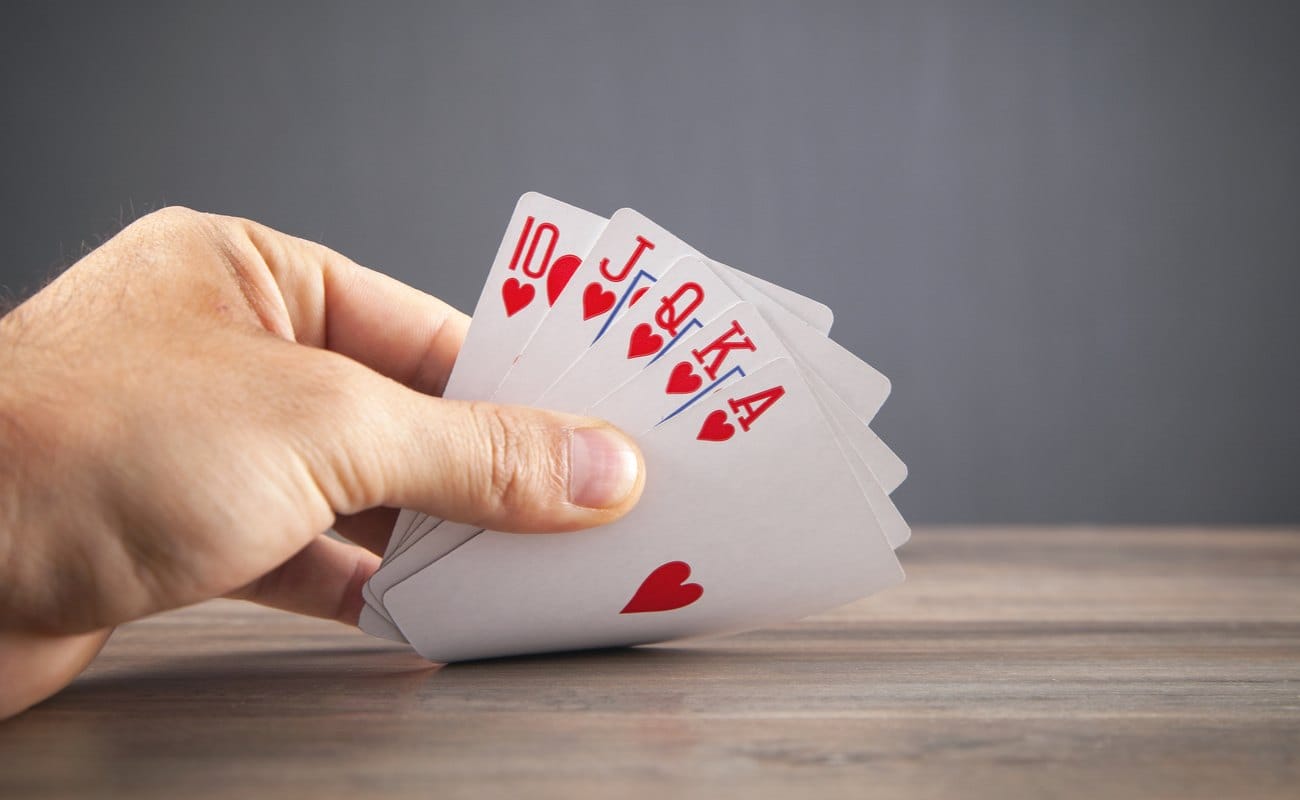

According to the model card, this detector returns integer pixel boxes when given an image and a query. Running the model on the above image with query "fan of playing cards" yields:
[359,193,909,661]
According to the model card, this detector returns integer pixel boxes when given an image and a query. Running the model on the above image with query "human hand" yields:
[0,208,644,716]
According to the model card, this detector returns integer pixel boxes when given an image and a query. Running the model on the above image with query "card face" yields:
[592,302,796,428]
[387,253,836,557]
[375,193,606,565]
[490,208,832,406]
[533,254,748,414]
[446,191,607,401]
[364,291,904,629]
[378,209,835,566]
[362,196,909,654]
[368,301,792,617]
[383,359,904,663]
[364,255,755,619]
[586,306,908,548]
[486,208,693,404]
[583,306,909,547]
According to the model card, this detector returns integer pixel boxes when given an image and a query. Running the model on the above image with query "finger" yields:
[332,508,401,556]
[0,628,113,720]
[222,214,469,396]
[227,535,379,625]
[306,372,646,533]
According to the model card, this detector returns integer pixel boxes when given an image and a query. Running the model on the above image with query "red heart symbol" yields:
[626,323,664,359]
[501,278,535,317]
[628,286,650,307]
[581,282,616,320]
[546,254,581,306]
[696,409,735,442]
[620,561,703,614]
[666,361,703,394]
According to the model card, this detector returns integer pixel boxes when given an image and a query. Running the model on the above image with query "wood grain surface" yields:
[2,527,1297,799]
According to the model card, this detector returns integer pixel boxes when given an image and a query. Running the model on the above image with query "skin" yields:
[0,208,645,719]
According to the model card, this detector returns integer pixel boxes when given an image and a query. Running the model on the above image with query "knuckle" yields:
[467,403,557,516]
[475,404,526,510]
[119,206,228,266]
[132,205,210,238]
[142,204,201,224]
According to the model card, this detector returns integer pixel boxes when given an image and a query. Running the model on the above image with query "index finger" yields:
[223,214,469,397]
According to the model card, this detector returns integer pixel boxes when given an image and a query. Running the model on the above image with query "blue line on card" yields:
[658,365,748,425]
[592,270,658,344]
[649,318,704,365]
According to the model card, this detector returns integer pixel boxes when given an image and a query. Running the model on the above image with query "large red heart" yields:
[501,278,534,317]
[546,254,581,306]
[582,282,616,320]
[620,561,703,614]
[626,323,664,359]
[696,409,735,442]
[666,361,703,394]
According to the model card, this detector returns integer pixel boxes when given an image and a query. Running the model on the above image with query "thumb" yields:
[309,368,646,533]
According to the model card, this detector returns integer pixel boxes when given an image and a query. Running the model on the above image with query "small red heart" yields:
[581,282,616,320]
[501,278,535,317]
[628,286,650,307]
[546,254,581,306]
[620,561,703,614]
[696,409,735,442]
[666,361,703,394]
[626,323,664,359]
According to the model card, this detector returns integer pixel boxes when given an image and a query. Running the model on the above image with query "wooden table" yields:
[2,527,1297,799]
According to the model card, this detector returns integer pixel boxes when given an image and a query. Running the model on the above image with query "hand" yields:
[0,207,645,717]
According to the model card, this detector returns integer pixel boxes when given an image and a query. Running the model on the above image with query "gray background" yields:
[2,1,1297,524]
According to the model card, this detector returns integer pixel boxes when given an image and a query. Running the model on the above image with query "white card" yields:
[382,208,832,562]
[490,208,831,405]
[570,305,908,547]
[445,191,606,400]
[364,254,765,622]
[378,193,605,562]
[533,254,755,413]
[384,359,904,662]
[365,276,902,630]
[591,306,908,548]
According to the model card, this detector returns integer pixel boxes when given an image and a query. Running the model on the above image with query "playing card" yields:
[385,210,834,560]
[533,254,770,412]
[489,208,832,405]
[378,252,786,568]
[363,263,902,632]
[382,358,904,662]
[444,192,607,402]
[366,253,804,615]
[382,192,606,561]
[364,253,759,625]
[592,304,910,548]
[802,368,911,548]
[364,193,910,654]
